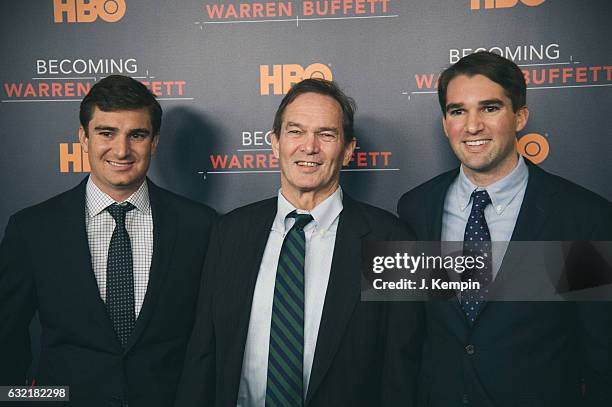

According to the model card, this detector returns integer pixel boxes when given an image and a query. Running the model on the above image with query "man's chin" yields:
[460,156,496,172]
[107,177,144,191]
[463,163,491,173]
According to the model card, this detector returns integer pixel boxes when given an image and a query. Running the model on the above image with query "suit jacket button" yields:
[465,344,475,355]
[462,394,470,404]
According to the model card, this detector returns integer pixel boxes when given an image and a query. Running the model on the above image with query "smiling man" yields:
[175,79,422,407]
[0,75,216,407]
[397,51,612,406]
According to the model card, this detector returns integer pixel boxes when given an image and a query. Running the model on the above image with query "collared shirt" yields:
[237,187,344,407]
[85,177,153,317]
[442,155,529,278]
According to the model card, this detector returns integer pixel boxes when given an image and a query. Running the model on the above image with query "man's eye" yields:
[483,106,500,113]
[288,130,302,135]
[99,132,113,137]
[130,133,146,139]
[319,133,337,141]
[448,109,464,116]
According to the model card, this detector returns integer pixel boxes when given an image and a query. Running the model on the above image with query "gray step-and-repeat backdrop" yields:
[1,0,611,235]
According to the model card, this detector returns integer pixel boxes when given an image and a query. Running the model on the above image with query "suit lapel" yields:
[234,199,277,344]
[476,163,554,322]
[422,170,468,321]
[427,173,456,241]
[305,196,369,405]
[125,180,177,351]
[509,163,552,241]
[59,178,122,349]
[226,200,277,402]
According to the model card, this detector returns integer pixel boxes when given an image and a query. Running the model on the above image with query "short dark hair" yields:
[79,75,162,135]
[438,51,526,114]
[273,78,356,144]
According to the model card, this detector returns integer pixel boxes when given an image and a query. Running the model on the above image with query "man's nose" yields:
[112,136,130,158]
[465,112,484,135]
[301,133,320,154]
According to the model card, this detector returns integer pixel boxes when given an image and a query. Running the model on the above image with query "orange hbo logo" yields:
[470,0,545,10]
[260,63,333,96]
[53,0,126,23]
[59,143,91,173]
[517,133,549,164]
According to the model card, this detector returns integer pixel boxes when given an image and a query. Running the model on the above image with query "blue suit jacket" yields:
[397,162,612,407]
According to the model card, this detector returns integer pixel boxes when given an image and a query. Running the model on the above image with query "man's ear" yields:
[78,126,88,153]
[271,131,280,159]
[515,105,530,132]
[442,116,450,139]
[342,137,357,166]
[151,133,160,155]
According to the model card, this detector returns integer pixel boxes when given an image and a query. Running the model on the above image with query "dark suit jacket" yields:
[0,178,216,407]
[397,162,612,407]
[175,194,424,407]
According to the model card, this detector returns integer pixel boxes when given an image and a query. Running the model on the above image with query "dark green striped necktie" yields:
[265,211,313,407]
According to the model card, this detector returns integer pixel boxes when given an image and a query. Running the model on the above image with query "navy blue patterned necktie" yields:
[461,190,492,323]
[106,202,136,349]
[265,211,313,407]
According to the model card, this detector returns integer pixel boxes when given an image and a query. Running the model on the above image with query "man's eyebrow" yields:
[479,98,504,106]
[93,126,151,136]
[315,127,339,134]
[285,121,304,128]
[445,103,463,112]
[94,126,119,132]
[445,99,505,112]
[128,128,151,136]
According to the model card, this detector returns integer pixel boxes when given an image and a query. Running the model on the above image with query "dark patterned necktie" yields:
[106,202,136,348]
[461,190,492,323]
[265,211,313,407]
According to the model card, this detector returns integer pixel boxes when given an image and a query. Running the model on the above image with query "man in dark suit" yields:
[397,51,612,406]
[176,79,422,407]
[0,75,216,407]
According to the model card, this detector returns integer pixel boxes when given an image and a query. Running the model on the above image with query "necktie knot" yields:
[287,211,314,232]
[106,203,135,224]
[470,190,491,213]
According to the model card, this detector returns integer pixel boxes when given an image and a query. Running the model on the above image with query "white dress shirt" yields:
[85,177,153,317]
[442,155,529,279]
[237,187,344,407]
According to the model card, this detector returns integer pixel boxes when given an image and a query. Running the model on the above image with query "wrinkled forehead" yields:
[281,93,343,128]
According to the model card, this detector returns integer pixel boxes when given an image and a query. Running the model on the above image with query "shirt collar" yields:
[456,155,528,215]
[274,187,344,234]
[86,176,151,218]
